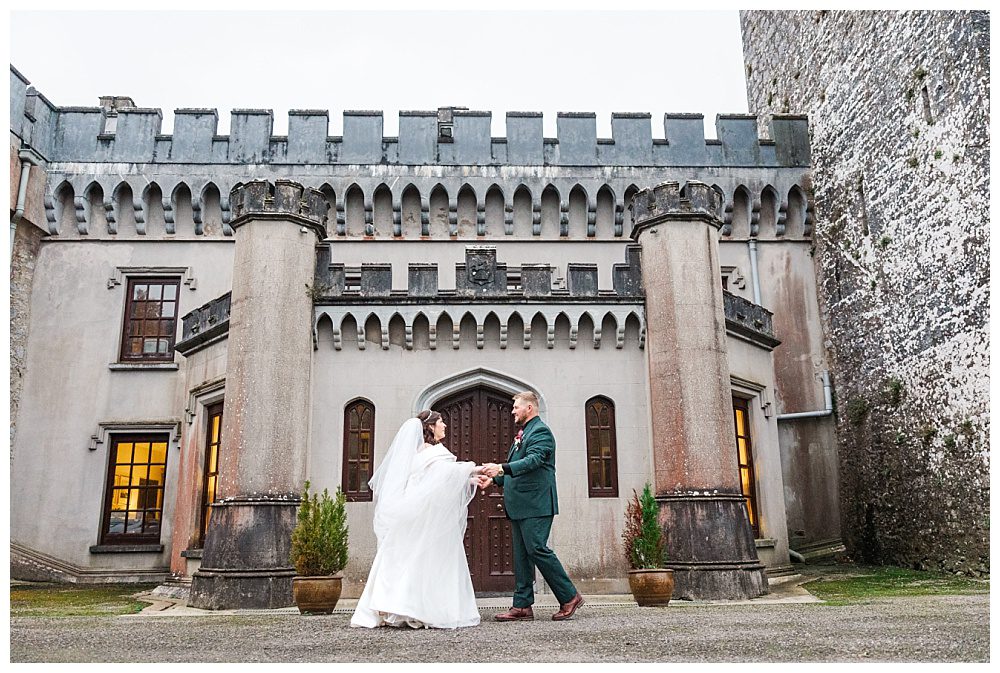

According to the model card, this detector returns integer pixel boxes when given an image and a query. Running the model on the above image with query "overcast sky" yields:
[10,10,750,138]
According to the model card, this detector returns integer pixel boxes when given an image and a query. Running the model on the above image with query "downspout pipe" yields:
[11,147,43,259]
[776,370,833,421]
[748,237,761,305]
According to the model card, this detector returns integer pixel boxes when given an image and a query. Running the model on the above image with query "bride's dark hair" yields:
[416,410,442,444]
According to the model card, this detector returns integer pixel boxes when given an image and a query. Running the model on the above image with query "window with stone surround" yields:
[119,277,181,362]
[732,396,761,538]
[101,434,169,544]
[585,396,619,498]
[198,402,224,547]
[343,399,375,502]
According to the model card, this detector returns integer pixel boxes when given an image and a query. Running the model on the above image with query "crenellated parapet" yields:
[11,68,808,168]
[13,67,813,244]
[723,291,780,349]
[177,292,232,354]
[313,244,643,301]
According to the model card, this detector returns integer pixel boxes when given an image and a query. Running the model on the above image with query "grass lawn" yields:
[802,565,990,605]
[10,583,159,617]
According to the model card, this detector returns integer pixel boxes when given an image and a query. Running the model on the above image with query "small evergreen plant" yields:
[290,481,349,576]
[622,483,667,570]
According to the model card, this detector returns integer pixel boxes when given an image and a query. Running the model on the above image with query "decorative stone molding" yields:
[413,367,548,418]
[315,304,645,351]
[88,419,181,453]
[184,376,226,425]
[108,266,196,290]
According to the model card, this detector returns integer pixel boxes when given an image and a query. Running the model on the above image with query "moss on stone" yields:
[846,397,869,425]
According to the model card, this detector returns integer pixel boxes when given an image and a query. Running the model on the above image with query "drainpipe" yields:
[11,147,43,259]
[789,549,806,563]
[748,238,762,305]
[776,370,833,421]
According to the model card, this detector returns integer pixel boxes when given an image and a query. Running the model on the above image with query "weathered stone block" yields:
[408,264,438,297]
[567,263,599,297]
[613,245,644,297]
[360,263,392,296]
[520,264,552,297]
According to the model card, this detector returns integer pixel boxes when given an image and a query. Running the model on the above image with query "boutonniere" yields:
[513,429,524,448]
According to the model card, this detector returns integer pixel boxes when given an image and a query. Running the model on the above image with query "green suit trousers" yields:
[510,515,577,607]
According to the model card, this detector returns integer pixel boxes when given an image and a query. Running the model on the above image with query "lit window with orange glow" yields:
[732,397,761,538]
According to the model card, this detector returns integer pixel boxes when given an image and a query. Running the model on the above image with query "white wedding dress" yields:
[350,418,481,629]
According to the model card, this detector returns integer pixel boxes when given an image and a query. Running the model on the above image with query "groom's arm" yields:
[504,428,554,476]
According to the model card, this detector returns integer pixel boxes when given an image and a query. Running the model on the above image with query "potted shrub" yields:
[290,481,349,614]
[622,483,674,606]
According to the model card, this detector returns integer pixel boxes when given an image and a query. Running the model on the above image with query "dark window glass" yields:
[102,433,169,544]
[120,277,181,362]
[585,396,619,498]
[343,400,375,502]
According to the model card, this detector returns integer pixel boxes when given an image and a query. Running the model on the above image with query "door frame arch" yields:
[412,367,547,419]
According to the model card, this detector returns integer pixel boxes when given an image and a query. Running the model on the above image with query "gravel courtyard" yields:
[10,592,989,663]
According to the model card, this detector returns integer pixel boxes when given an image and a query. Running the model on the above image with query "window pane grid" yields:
[344,401,375,502]
[102,434,169,544]
[120,278,180,362]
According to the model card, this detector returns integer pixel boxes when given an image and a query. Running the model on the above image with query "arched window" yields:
[585,396,618,497]
[343,399,375,502]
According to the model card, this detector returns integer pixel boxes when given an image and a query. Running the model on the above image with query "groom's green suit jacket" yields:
[492,415,558,520]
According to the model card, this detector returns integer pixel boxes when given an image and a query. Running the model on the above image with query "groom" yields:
[479,391,584,622]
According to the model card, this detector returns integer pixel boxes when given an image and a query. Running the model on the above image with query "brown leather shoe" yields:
[552,593,584,621]
[494,606,534,622]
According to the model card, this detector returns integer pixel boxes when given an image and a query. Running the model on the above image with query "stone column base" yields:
[657,493,769,601]
[189,497,299,610]
[663,561,769,601]
[189,568,296,610]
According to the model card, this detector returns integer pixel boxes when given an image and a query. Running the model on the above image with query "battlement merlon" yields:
[11,66,811,168]
[229,180,329,240]
[629,180,722,237]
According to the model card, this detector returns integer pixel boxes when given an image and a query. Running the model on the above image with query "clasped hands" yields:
[472,463,502,490]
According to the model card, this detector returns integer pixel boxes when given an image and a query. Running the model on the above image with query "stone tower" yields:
[189,180,329,609]
[741,10,989,576]
[631,181,768,600]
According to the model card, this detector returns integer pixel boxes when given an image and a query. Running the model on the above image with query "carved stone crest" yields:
[468,253,495,286]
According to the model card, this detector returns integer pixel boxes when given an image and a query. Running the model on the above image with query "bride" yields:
[350,410,485,629]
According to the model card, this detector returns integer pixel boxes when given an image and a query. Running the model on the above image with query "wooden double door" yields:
[437,387,516,593]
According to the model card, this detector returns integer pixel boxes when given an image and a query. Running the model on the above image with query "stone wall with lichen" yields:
[9,136,47,463]
[741,10,989,576]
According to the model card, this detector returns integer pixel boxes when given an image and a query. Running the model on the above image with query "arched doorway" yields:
[436,386,516,593]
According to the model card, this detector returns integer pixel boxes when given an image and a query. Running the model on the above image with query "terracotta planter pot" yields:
[628,568,675,606]
[292,575,343,614]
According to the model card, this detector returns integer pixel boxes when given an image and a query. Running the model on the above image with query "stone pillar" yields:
[630,181,768,600]
[190,180,328,609]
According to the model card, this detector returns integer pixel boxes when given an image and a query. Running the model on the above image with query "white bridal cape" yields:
[350,418,481,629]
